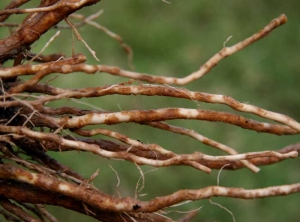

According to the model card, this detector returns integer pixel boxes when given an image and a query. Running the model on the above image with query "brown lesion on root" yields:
[0,0,100,64]
[0,180,154,222]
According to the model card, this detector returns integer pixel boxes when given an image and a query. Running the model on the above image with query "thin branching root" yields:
[0,1,299,222]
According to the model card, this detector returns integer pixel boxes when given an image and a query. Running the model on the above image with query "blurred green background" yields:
[0,0,299,221]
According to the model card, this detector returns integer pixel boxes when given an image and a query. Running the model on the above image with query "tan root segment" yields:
[0,164,299,213]
[0,1,298,221]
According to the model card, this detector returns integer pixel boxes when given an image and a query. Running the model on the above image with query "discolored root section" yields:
[0,1,299,221]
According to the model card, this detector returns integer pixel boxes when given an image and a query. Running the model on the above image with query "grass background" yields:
[0,0,299,221]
